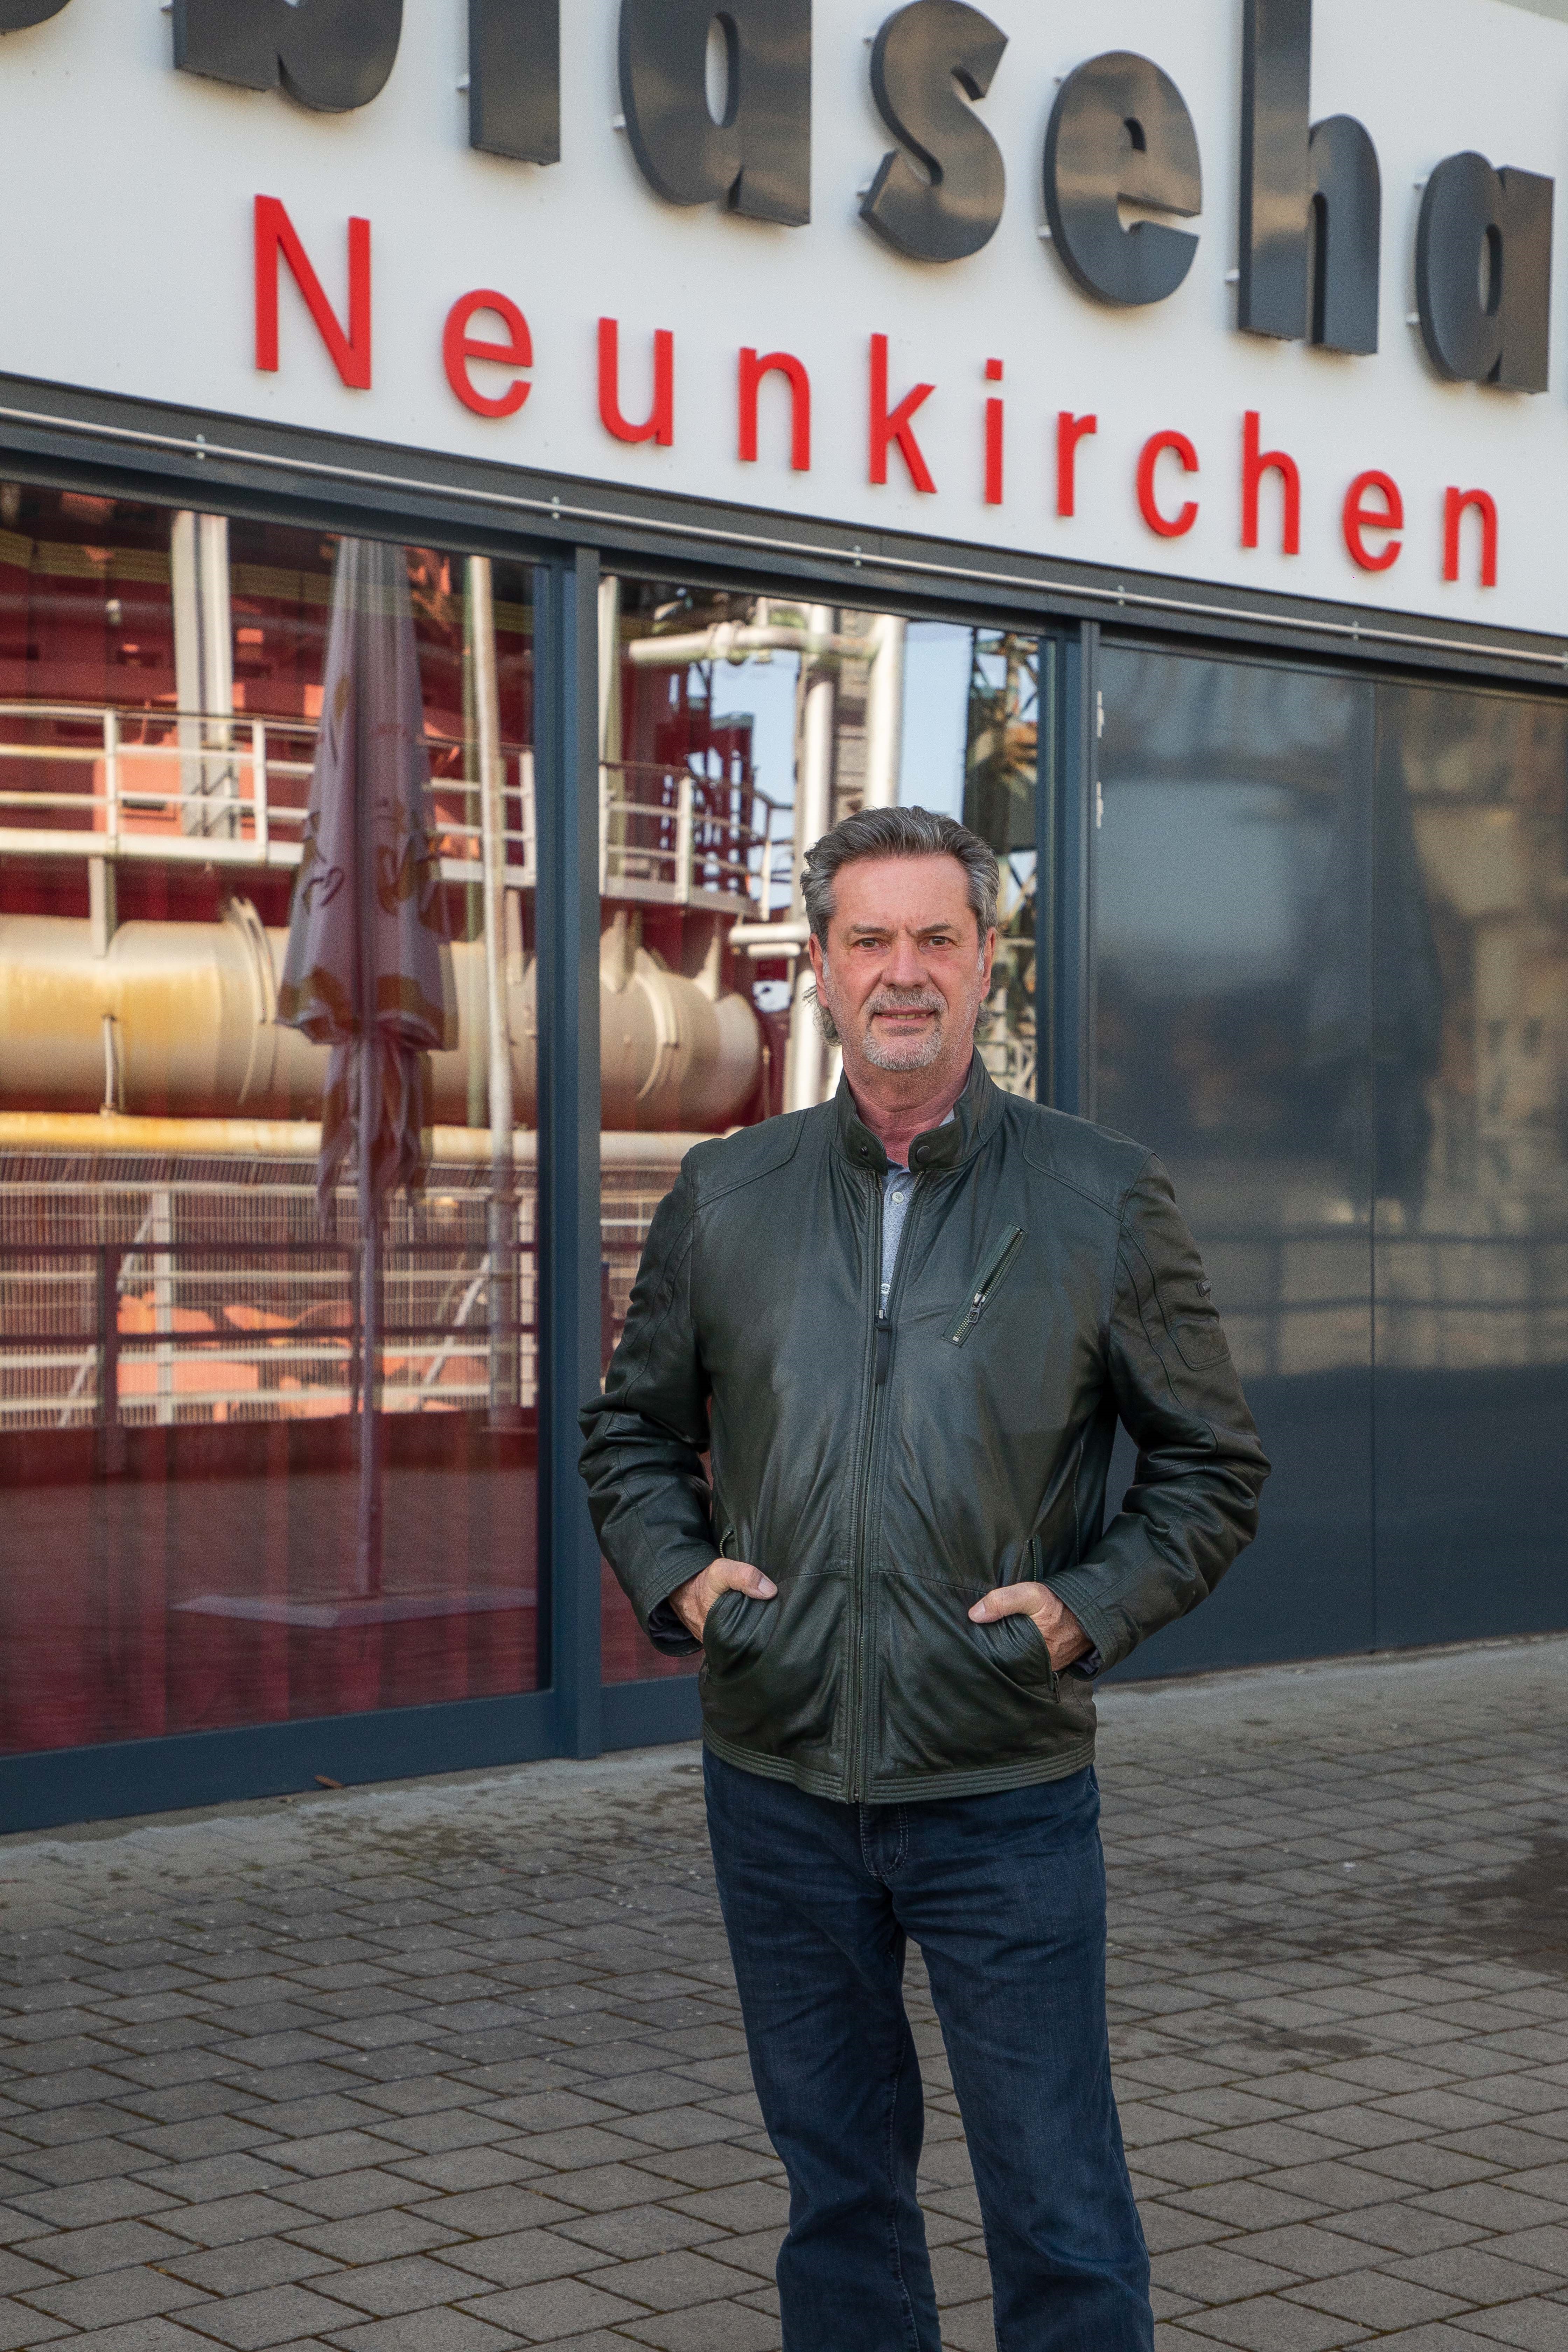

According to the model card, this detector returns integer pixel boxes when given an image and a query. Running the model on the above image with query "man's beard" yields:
[821,981,950,1072]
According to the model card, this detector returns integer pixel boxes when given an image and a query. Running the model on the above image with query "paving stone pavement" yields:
[0,1635,1565,2351]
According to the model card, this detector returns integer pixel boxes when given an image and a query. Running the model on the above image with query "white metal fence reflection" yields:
[0,1161,537,1430]
[0,702,537,887]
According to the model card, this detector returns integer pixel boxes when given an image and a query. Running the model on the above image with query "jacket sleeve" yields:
[1045,1156,1270,1672]
[578,1166,714,1656]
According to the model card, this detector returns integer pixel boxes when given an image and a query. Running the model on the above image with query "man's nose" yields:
[883,936,929,988]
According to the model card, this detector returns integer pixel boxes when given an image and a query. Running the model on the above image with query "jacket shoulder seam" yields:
[1103,1154,1161,1353]
[1020,1119,1153,1223]
[687,1117,807,1208]
[1114,1153,1169,1270]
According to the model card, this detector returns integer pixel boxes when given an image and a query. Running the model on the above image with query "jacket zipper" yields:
[845,1168,924,1803]
[944,1226,1026,1347]
[842,1171,883,1804]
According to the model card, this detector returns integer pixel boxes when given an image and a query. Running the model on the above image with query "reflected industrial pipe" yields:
[786,604,839,1113]
[469,554,520,1423]
[0,904,762,1133]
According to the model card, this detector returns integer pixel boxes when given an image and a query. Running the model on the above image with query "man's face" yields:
[808,854,995,1085]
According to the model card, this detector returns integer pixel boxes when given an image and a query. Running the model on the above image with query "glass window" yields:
[1097,649,1568,1665]
[1372,684,1568,1641]
[597,582,1039,1682]
[1095,647,1377,1666]
[0,490,541,1751]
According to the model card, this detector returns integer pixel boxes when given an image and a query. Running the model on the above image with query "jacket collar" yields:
[835,1051,998,1178]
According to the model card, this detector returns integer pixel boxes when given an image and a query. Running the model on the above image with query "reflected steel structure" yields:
[0,359,1563,1830]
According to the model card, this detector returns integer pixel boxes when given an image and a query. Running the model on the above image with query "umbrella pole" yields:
[471,556,522,1430]
[355,572,384,1604]
[356,1033,384,1602]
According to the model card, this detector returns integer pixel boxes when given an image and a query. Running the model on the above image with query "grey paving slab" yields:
[0,2296,69,2346]
[10,2218,197,2277]
[455,2278,653,2342]
[45,2323,216,2352]
[0,1634,1563,2352]
[187,2281,367,2348]
[19,2262,214,2329]
[1455,2302,1568,2349]
[156,2239,342,2298]
[322,2315,526,2352]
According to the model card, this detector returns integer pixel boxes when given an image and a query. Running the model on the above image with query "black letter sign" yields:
[469,0,559,165]
[173,0,401,113]
[1416,154,1553,392]
[1239,0,1380,355]
[1044,53,1202,307]
[861,2,1008,265]
[618,0,811,227]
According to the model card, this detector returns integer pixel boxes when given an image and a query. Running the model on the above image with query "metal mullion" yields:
[1046,621,1099,1119]
[534,549,603,1758]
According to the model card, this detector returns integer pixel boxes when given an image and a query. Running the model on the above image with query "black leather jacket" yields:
[581,1056,1268,1802]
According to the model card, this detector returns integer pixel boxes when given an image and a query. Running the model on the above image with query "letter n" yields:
[255,196,372,390]
[738,349,811,469]
[1444,488,1499,587]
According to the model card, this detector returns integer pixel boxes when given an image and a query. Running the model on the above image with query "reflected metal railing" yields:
[0,700,538,887]
[1203,1218,1568,1381]
[0,1232,538,1431]
[598,756,785,910]
[0,702,804,914]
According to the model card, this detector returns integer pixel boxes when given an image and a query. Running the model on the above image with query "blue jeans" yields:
[704,1753,1152,2352]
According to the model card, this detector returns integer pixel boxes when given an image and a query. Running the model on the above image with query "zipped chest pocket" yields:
[945,1226,1026,1346]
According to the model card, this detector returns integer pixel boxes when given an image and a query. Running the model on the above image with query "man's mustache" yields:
[863,989,945,1020]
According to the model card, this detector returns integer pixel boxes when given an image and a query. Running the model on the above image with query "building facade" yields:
[0,0,1564,1828]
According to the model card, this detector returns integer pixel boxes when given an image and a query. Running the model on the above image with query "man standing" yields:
[581,807,1268,2352]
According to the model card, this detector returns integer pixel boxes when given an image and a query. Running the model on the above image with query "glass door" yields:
[594,578,1042,1683]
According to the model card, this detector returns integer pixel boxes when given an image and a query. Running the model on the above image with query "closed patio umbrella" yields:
[278,537,456,1596]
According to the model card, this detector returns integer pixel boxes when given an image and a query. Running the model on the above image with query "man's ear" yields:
[807,932,825,985]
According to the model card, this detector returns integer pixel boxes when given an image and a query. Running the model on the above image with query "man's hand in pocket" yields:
[671,1559,778,1643]
[968,1582,1089,1671]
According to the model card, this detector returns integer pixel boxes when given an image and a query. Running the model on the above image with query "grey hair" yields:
[800,805,1000,948]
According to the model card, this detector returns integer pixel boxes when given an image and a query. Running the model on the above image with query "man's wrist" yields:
[644,1559,718,1653]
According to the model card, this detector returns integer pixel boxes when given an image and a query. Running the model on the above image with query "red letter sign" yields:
[254,196,371,390]
[1057,412,1098,518]
[1137,431,1200,538]
[1343,471,1404,572]
[984,358,1004,507]
[444,292,533,419]
[598,318,674,446]
[869,334,936,492]
[1444,488,1499,588]
[1242,411,1301,555]
[738,349,811,470]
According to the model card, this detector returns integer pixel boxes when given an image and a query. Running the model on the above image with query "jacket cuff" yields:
[1043,1572,1133,1675]
[630,1551,714,1658]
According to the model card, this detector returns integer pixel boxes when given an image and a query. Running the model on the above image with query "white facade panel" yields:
[0,0,1563,631]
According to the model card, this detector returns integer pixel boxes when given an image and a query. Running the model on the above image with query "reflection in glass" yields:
[1096,649,1377,1664]
[1097,651,1568,1662]
[598,586,1039,1682]
[1373,686,1568,1639]
[0,492,541,1750]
